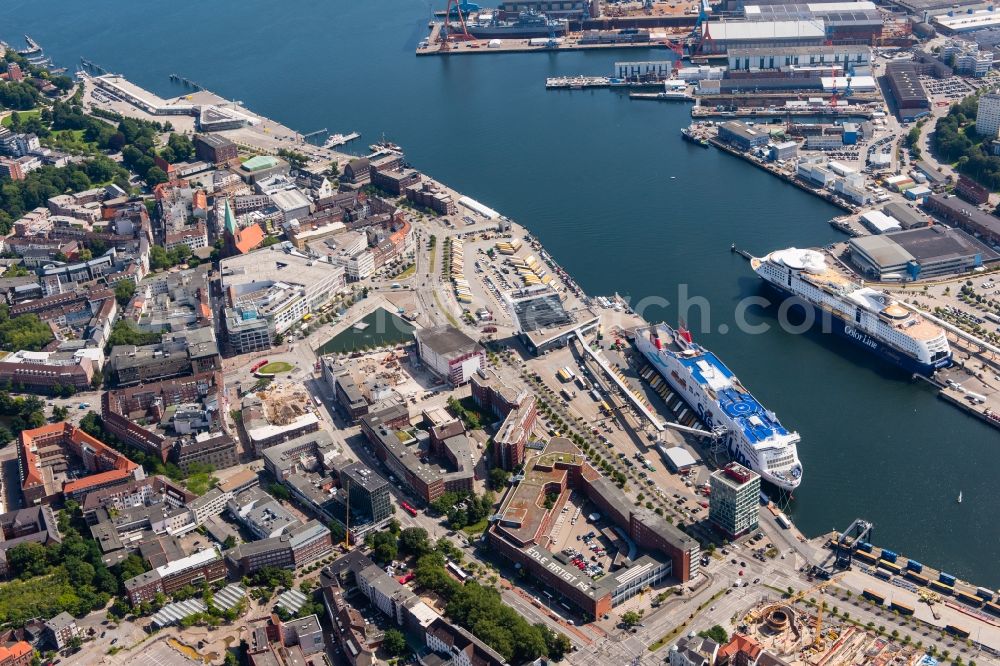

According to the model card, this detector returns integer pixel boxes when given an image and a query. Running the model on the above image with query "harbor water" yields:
[7,0,999,587]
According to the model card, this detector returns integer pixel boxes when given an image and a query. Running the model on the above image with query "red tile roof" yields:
[235,224,265,255]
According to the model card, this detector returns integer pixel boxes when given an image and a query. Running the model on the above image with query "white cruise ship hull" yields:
[635,327,802,492]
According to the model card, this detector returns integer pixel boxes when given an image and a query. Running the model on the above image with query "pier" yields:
[708,137,855,213]
[323,132,361,148]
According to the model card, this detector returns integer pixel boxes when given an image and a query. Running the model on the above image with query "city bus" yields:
[400,501,418,517]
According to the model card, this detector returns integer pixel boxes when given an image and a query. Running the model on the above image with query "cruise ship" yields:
[751,248,952,375]
[635,324,803,491]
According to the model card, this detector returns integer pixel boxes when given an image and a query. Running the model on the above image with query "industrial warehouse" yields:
[487,438,700,620]
[848,226,1000,281]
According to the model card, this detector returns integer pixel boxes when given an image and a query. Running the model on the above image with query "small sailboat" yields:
[957,491,963,504]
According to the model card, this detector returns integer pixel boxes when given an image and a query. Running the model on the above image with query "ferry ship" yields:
[635,323,803,491]
[751,248,952,375]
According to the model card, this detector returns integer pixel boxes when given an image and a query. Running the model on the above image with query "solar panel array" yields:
[748,3,882,26]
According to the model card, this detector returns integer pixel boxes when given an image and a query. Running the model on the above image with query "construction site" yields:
[739,593,928,666]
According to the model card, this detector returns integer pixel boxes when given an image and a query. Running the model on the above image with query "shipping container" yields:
[905,571,928,586]
[905,559,923,573]
[890,601,914,615]
[929,580,954,595]
[946,625,971,640]
[858,541,873,553]
[956,591,982,607]
[976,587,995,601]
[881,549,898,563]
[853,550,877,565]
[863,589,885,604]
[877,560,901,574]
[985,602,1000,617]
[939,572,956,586]
[874,569,892,581]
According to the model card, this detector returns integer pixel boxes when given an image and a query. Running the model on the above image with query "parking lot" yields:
[921,74,976,100]
[547,493,617,579]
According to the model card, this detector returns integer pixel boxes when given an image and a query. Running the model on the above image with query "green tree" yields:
[370,531,398,564]
[267,483,290,501]
[398,527,432,557]
[383,628,408,656]
[145,166,168,186]
[621,610,643,628]
[699,625,729,644]
[488,467,510,490]
[114,280,136,307]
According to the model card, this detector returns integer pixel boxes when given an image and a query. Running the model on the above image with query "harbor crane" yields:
[441,0,475,51]
[834,518,873,569]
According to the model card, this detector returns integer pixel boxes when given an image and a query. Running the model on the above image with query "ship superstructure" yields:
[635,324,802,491]
[752,248,951,375]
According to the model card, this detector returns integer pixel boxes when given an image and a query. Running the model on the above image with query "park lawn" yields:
[259,361,293,374]
[184,471,219,496]
[0,109,41,127]
[461,518,489,535]
[396,264,416,280]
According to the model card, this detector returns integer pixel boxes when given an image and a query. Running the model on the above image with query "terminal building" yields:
[848,226,1000,281]
[708,463,761,539]
[488,438,699,620]
[506,286,599,356]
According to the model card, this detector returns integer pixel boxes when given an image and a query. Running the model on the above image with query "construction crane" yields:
[786,575,843,649]
[814,600,826,650]
[343,476,351,550]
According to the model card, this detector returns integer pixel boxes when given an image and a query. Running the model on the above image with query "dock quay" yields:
[545,76,668,90]
[417,33,681,57]
[708,137,854,213]
[822,525,1000,647]
[693,106,877,119]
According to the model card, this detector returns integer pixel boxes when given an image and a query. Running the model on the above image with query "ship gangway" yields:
[572,330,722,439]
